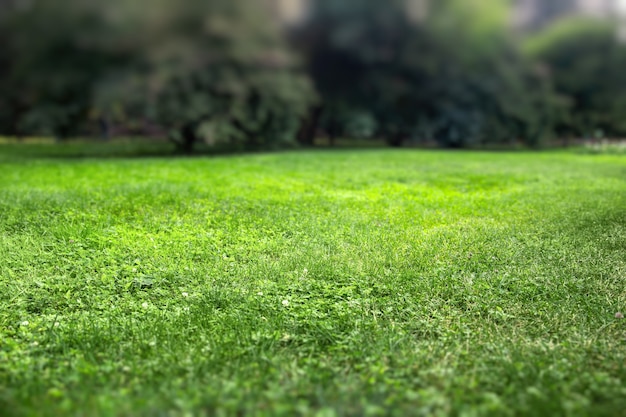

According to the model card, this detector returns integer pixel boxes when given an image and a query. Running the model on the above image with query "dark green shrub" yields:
[149,0,316,152]
[526,18,626,138]
[295,0,556,148]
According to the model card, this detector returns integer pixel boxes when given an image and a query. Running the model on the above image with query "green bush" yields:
[156,66,314,152]
[0,0,133,139]
[296,0,556,148]
[147,0,316,152]
[526,18,626,138]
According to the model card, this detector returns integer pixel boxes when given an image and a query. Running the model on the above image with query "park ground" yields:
[0,144,625,416]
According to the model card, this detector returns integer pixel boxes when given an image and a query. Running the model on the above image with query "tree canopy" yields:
[0,0,623,149]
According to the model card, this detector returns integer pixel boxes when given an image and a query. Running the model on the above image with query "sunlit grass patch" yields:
[0,148,625,416]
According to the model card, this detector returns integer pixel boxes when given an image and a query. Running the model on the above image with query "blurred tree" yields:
[146,0,315,152]
[294,0,556,147]
[0,0,132,139]
[0,1,20,137]
[525,18,626,139]
[293,0,424,146]
[0,0,564,149]
[0,0,314,148]
[424,0,557,147]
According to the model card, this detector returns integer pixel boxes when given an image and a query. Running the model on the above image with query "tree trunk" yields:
[99,117,110,141]
[179,123,197,154]
[387,133,405,148]
[297,106,322,147]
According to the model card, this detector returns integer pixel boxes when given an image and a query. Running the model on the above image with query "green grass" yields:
[1,145,625,416]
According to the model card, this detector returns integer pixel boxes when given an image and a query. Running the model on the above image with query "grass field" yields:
[1,145,625,416]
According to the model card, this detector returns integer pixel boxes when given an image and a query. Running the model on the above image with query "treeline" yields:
[1,0,625,151]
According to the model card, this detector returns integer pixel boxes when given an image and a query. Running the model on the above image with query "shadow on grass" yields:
[0,139,179,161]
[0,137,574,162]
[0,138,394,162]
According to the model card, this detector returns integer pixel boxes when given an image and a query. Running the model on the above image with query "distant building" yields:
[268,0,626,40]
[268,0,311,26]
[406,0,430,22]
[269,0,430,25]
[513,0,618,31]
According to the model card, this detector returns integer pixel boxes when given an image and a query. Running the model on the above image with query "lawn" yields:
[0,145,625,416]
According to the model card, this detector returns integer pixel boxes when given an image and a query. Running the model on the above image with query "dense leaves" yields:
[295,0,556,147]
[150,0,315,152]
[0,0,623,149]
[526,18,626,139]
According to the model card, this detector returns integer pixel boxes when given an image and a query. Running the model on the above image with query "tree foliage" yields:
[0,0,133,138]
[148,0,315,152]
[0,0,314,149]
[295,0,555,148]
[1,0,623,150]
[526,18,626,138]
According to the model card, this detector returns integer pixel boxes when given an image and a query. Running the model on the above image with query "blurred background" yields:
[1,0,626,151]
